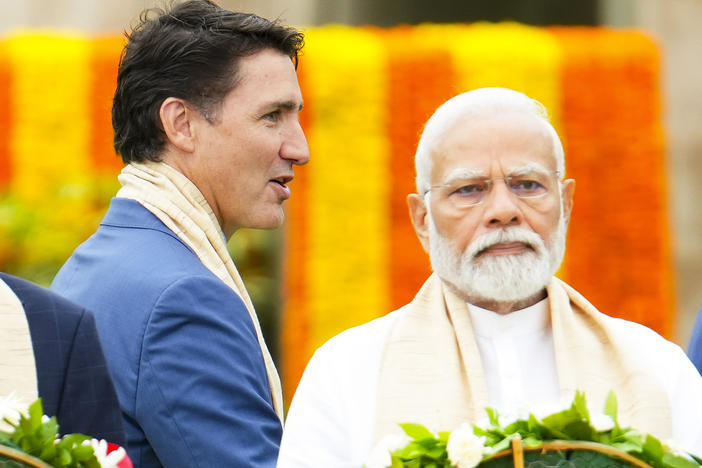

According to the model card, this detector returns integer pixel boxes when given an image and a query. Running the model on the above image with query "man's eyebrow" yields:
[266,100,304,111]
[507,162,550,176]
[442,168,488,184]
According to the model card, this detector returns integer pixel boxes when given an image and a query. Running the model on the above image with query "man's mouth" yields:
[269,175,294,199]
[270,175,293,188]
[476,241,534,257]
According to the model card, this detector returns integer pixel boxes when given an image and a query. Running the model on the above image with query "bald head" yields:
[414,87,565,195]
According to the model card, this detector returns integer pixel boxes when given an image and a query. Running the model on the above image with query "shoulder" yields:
[312,309,401,362]
[299,308,403,389]
[151,274,249,323]
[1,273,86,332]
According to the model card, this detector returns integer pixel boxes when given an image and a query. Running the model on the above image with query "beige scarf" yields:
[117,161,284,422]
[0,278,38,407]
[375,274,671,442]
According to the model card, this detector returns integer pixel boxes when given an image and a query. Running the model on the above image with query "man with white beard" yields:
[277,88,702,467]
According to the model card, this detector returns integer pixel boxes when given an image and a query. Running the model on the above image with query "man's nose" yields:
[482,179,522,227]
[281,120,310,165]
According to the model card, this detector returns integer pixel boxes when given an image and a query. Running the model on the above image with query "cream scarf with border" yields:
[375,274,671,442]
[117,161,284,422]
[0,278,38,407]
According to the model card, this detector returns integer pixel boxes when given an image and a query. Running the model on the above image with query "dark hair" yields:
[112,0,304,163]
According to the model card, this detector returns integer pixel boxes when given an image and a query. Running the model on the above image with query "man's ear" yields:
[408,193,430,253]
[160,97,196,153]
[561,178,575,226]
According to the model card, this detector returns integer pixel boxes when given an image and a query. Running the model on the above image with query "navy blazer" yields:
[0,273,125,446]
[52,198,281,468]
[688,307,702,376]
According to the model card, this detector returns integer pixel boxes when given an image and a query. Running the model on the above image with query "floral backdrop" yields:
[0,24,672,406]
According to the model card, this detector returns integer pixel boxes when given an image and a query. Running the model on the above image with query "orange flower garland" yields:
[0,40,12,190]
[380,26,454,310]
[553,27,673,336]
[89,36,125,175]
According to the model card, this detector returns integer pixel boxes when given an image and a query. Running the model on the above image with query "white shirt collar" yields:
[467,298,550,338]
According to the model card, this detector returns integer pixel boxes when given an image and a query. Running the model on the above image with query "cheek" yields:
[526,206,562,246]
[431,206,480,253]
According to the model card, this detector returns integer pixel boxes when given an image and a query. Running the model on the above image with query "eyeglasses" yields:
[424,170,561,209]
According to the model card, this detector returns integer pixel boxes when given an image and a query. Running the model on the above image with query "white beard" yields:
[428,212,567,303]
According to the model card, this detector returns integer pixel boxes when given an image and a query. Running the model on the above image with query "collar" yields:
[467,298,549,338]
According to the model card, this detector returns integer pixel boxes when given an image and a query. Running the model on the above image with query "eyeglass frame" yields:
[422,168,563,208]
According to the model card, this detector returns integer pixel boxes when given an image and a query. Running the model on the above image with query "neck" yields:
[472,290,547,314]
[445,280,548,314]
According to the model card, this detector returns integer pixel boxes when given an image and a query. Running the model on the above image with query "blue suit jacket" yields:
[0,273,125,446]
[51,198,281,468]
[688,307,702,376]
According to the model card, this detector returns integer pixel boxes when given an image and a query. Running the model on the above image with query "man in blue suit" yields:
[51,1,309,466]
[0,273,125,446]
[688,308,702,375]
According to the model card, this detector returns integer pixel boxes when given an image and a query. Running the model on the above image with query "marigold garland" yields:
[282,25,392,400]
[89,36,124,174]
[553,27,673,336]
[380,26,454,311]
[0,40,12,190]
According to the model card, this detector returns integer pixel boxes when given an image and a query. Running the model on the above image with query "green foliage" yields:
[0,399,100,468]
[371,391,701,468]
[475,391,700,468]
[387,425,451,467]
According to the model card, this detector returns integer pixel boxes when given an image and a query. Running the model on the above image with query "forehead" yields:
[431,111,557,180]
[224,48,303,109]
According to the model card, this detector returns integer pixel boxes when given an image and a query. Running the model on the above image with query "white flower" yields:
[446,423,486,468]
[366,433,411,468]
[590,413,615,432]
[0,393,27,432]
[85,439,126,468]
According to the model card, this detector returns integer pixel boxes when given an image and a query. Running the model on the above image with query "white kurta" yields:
[277,300,702,467]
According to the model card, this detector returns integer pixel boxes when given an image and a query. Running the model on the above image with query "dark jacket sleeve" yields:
[0,273,126,447]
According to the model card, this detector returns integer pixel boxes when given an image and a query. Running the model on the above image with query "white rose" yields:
[0,393,26,432]
[366,433,411,468]
[446,423,486,468]
[590,413,615,432]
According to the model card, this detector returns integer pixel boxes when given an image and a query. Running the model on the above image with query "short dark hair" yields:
[112,0,304,163]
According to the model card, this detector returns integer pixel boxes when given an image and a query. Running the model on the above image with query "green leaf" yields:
[390,458,403,468]
[603,391,618,425]
[642,434,665,463]
[71,443,95,461]
[486,407,500,427]
[400,423,435,441]
[661,453,701,468]
[28,399,43,426]
[572,390,590,420]
[58,446,73,466]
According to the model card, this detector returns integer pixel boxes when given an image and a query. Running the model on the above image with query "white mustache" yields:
[466,227,546,260]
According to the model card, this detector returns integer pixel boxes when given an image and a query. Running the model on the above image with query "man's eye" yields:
[263,110,280,122]
[454,183,486,195]
[511,179,545,194]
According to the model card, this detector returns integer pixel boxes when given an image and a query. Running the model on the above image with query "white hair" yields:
[414,87,565,194]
